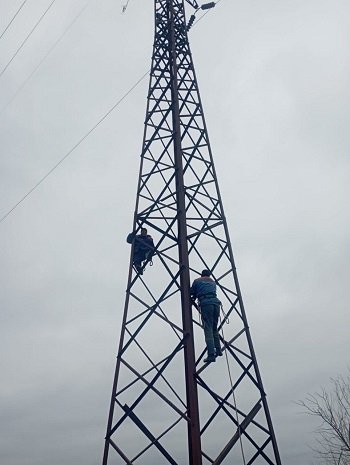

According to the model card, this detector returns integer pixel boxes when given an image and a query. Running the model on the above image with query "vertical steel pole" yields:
[168,1,202,463]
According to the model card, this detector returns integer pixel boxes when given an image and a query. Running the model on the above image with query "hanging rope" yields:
[220,303,230,324]
[220,313,247,465]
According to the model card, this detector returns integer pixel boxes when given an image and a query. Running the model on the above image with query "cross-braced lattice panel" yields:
[104,1,281,464]
[174,20,279,464]
[104,3,195,463]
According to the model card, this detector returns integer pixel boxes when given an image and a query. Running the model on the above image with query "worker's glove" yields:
[126,232,136,244]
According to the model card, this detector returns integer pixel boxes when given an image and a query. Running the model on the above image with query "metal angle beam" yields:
[102,1,283,464]
[122,404,179,465]
[212,402,262,465]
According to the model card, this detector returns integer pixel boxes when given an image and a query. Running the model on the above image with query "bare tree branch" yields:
[298,369,350,465]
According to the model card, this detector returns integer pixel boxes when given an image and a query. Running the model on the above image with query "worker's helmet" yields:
[201,269,211,277]
[141,227,148,234]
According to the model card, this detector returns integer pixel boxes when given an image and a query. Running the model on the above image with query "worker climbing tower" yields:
[102,1,282,464]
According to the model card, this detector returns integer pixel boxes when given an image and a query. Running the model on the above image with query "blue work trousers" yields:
[200,303,221,355]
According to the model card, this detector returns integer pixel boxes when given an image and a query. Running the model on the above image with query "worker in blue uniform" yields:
[190,269,223,363]
[127,228,155,275]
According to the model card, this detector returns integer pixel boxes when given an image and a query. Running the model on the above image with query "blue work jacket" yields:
[190,276,221,306]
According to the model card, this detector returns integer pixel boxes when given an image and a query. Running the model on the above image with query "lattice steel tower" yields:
[102,1,282,464]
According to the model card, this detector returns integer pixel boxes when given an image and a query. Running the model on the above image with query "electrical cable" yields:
[0,0,221,224]
[0,2,90,116]
[0,0,57,79]
[0,0,29,40]
[0,70,149,224]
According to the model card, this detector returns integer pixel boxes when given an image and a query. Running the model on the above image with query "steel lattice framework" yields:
[102,1,282,464]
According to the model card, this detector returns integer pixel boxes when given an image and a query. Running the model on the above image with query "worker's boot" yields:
[214,335,223,357]
[204,340,216,364]
[215,347,223,357]
[135,264,143,275]
[215,341,223,356]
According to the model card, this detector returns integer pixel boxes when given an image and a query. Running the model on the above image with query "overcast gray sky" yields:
[1,0,349,464]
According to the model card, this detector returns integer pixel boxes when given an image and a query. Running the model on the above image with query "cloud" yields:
[1,0,349,464]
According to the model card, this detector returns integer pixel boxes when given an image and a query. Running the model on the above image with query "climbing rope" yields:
[219,312,247,465]
[220,303,230,325]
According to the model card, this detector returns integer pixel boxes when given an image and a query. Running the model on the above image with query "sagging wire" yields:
[0,0,222,224]
[0,0,29,40]
[0,0,58,79]
[0,1,90,116]
[0,69,149,224]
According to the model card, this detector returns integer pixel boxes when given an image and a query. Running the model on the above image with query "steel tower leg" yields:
[169,2,202,463]
[102,1,282,464]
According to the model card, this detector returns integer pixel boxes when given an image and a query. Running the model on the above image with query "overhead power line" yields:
[0,1,90,116]
[0,0,57,79]
[0,70,149,224]
[0,1,221,224]
[0,0,29,40]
